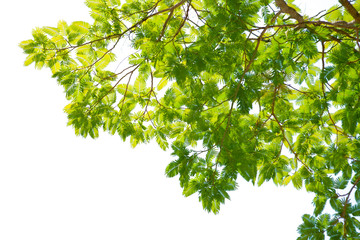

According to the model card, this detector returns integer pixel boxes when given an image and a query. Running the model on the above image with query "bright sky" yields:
[1,0,338,239]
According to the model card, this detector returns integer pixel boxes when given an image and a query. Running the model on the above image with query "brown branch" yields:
[189,3,214,29]
[44,33,121,52]
[152,91,172,110]
[203,99,230,112]
[141,70,155,118]
[357,29,360,50]
[274,0,305,26]
[272,110,313,173]
[249,114,272,141]
[270,85,312,173]
[94,64,138,87]
[87,64,141,113]
[317,5,342,19]
[341,174,360,238]
[157,9,174,41]
[285,84,309,95]
[323,25,357,41]
[248,20,358,31]
[167,2,191,43]
[121,0,162,19]
[339,0,360,24]
[76,37,122,73]
[342,175,360,217]
[153,0,187,17]
[144,72,157,128]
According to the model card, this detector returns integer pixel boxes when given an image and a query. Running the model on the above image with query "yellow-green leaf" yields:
[57,20,68,35]
[24,53,36,66]
[69,21,90,34]
[42,26,59,37]
[157,77,168,91]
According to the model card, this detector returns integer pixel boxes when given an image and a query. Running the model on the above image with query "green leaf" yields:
[330,198,342,212]
[165,161,180,178]
[24,53,36,66]
[292,172,303,190]
[69,21,91,34]
[283,175,292,186]
[133,75,146,94]
[355,189,360,204]
[57,20,68,35]
[313,195,327,216]
[85,0,103,9]
[42,26,59,37]
[157,77,168,91]
[95,49,115,70]
[324,5,343,22]
[183,179,198,197]
[156,131,169,150]
[107,0,120,6]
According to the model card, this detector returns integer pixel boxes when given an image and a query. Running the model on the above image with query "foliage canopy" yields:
[21,0,360,238]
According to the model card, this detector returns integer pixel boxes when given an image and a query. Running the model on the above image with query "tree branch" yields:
[274,0,305,27]
[157,9,174,41]
[341,174,360,238]
[339,0,360,24]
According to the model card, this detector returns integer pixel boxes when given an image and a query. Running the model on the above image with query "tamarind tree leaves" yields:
[20,0,360,238]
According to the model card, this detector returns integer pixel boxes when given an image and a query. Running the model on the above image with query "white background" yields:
[0,0,337,239]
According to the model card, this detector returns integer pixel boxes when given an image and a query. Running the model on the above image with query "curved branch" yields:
[274,0,305,27]
[341,174,360,238]
[87,64,141,113]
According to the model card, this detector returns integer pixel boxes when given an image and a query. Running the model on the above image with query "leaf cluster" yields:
[20,0,360,238]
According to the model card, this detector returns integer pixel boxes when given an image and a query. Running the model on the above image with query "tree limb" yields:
[339,0,360,24]
[274,0,305,27]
